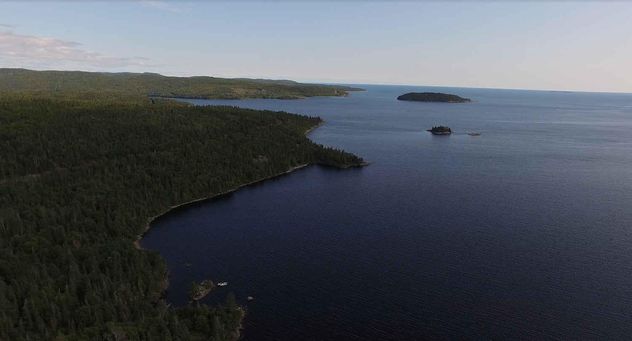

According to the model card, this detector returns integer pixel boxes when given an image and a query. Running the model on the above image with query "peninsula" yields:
[397,92,471,103]
[0,69,365,341]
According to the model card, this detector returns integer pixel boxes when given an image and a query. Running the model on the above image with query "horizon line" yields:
[5,67,631,96]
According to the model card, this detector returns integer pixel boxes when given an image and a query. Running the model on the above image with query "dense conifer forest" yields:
[0,72,364,340]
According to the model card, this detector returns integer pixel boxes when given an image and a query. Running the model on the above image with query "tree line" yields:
[0,68,362,100]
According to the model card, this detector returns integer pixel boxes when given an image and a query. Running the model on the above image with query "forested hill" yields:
[0,68,362,99]
[0,93,364,340]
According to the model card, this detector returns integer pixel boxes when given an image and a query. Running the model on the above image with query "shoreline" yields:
[134,118,364,340]
[150,89,361,101]
[304,119,324,136]
[134,118,325,251]
[133,161,311,251]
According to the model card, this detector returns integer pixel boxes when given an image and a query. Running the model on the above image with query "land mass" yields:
[397,92,471,103]
[0,68,363,100]
[427,126,453,135]
[190,280,216,301]
[0,70,365,340]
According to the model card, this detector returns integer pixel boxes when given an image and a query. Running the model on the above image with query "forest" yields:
[0,68,362,100]
[0,81,364,339]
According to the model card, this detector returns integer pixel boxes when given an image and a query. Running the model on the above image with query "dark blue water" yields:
[142,85,632,339]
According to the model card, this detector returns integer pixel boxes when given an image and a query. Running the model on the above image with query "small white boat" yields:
[217,282,228,287]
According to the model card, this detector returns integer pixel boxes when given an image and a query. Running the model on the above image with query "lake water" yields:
[141,85,632,339]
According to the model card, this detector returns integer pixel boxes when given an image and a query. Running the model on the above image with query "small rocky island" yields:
[397,92,471,103]
[189,279,215,301]
[427,126,452,135]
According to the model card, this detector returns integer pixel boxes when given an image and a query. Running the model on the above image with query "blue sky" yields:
[1,1,631,92]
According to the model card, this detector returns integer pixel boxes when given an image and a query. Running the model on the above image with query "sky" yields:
[1,1,631,93]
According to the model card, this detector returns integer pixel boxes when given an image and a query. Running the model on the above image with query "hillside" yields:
[0,68,362,99]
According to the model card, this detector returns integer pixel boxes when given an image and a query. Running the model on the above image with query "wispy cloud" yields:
[0,24,14,28]
[139,0,187,14]
[0,28,151,68]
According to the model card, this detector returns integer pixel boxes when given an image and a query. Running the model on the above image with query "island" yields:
[428,126,452,135]
[190,280,215,301]
[397,92,471,103]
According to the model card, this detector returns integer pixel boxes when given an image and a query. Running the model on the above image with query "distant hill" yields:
[397,92,471,103]
[0,68,362,99]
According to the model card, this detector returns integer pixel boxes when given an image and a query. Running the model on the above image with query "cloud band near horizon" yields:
[0,27,151,69]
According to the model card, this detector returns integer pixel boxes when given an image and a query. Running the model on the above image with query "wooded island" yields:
[397,92,471,103]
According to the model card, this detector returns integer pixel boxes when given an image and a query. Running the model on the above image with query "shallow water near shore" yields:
[141,85,632,340]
